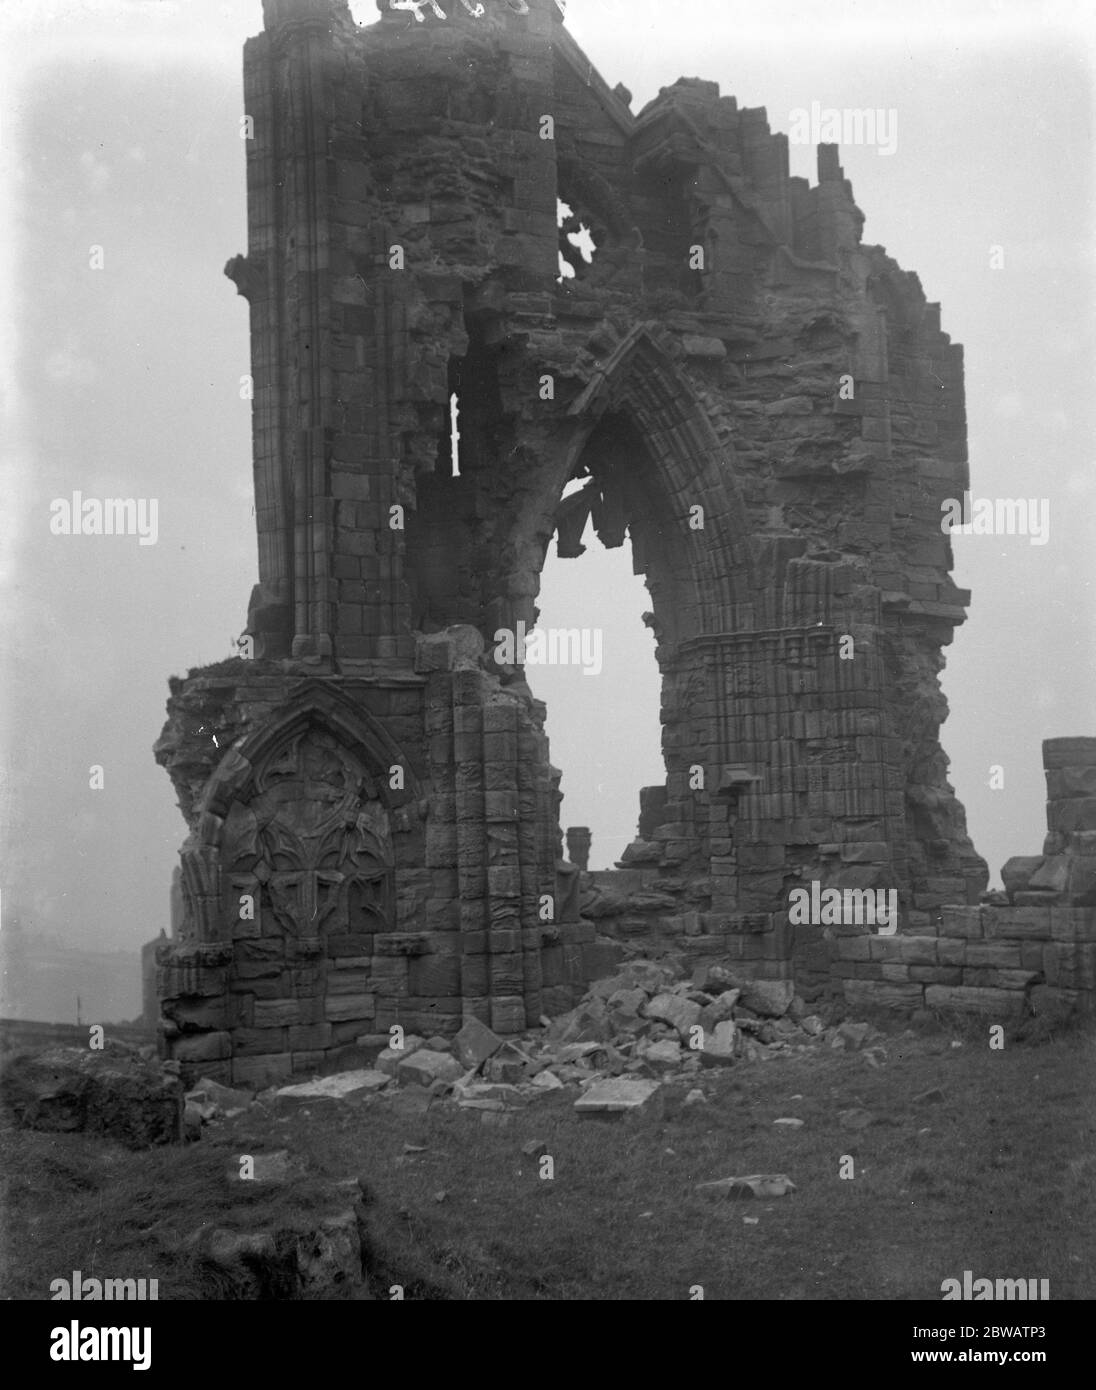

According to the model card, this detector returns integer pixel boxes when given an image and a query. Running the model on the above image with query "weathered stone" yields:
[547,998,613,1045]
[274,1070,390,1107]
[574,1078,661,1114]
[151,0,1095,1059]
[459,1082,526,1107]
[698,989,740,1032]
[836,1021,871,1051]
[644,992,702,1037]
[396,1049,464,1087]
[375,1036,426,1076]
[696,1173,797,1199]
[454,1016,504,1070]
[0,1047,184,1148]
[188,1076,253,1118]
[738,980,795,1018]
[1001,856,1045,899]
[642,1039,683,1071]
[295,1210,362,1298]
[698,1020,737,1066]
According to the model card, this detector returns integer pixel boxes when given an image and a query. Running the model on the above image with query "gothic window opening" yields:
[557,198,598,284]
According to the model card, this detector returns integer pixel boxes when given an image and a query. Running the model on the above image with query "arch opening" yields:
[530,412,671,871]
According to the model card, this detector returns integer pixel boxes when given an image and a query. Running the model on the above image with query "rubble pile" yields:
[183,959,886,1128]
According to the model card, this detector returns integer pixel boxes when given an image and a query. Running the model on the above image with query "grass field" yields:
[3,1016,1093,1301]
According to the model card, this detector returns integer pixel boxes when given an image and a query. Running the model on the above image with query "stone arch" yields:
[506,322,763,871]
[196,680,421,828]
[178,682,421,945]
[520,322,758,647]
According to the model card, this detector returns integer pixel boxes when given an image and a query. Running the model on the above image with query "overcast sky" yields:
[1,0,1093,1021]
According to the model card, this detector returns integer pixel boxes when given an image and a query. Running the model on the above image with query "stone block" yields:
[698,1020,737,1065]
[324,994,376,1023]
[1046,765,1096,799]
[644,992,702,1036]
[1043,737,1096,769]
[1043,944,1096,989]
[961,967,1040,990]
[233,1026,288,1056]
[253,999,303,1028]
[835,935,872,961]
[288,1023,334,1051]
[939,906,984,939]
[489,997,526,1035]
[1065,858,1096,904]
[1047,798,1096,833]
[1028,857,1070,894]
[326,970,372,995]
[842,979,923,1012]
[1001,857,1043,898]
[327,934,374,958]
[165,998,229,1031]
[408,954,461,997]
[370,958,410,997]
[738,979,795,1017]
[964,943,1022,969]
[374,932,431,957]
[574,1078,661,1114]
[840,842,889,863]
[896,937,938,965]
[1050,908,1096,942]
[908,965,961,985]
[924,985,1025,1017]
[984,906,1052,940]
[172,1031,232,1063]
[396,1049,464,1087]
[454,1016,504,1069]
[231,1054,293,1088]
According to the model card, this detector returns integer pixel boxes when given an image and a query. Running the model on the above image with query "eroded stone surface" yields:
[151,0,1094,1089]
[574,1078,661,1114]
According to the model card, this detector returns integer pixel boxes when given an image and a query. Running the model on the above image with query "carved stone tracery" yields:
[221,728,394,941]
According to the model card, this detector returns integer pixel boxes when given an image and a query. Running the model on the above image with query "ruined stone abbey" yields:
[152,0,1095,1087]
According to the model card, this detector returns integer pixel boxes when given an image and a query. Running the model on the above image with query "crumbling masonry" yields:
[153,0,1094,1087]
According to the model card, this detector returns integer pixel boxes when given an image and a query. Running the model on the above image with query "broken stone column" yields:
[1002,738,1096,906]
[566,826,591,870]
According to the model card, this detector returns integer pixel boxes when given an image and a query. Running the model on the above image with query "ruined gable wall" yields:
[153,0,1095,1091]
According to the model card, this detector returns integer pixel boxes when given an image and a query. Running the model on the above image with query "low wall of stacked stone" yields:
[832,903,1095,1023]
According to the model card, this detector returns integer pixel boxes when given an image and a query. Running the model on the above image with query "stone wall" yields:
[156,0,1086,1087]
[587,738,1096,1022]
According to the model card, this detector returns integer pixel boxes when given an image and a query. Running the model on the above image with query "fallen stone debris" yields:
[174,957,888,1133]
[1,1043,184,1148]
